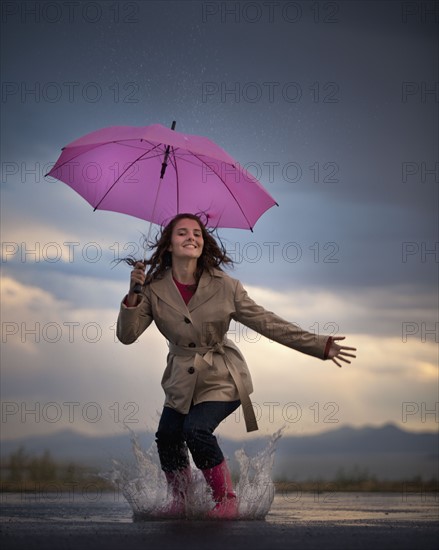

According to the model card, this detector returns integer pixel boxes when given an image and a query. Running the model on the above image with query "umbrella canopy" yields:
[46,124,277,231]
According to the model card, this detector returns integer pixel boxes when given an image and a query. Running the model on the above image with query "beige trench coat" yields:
[117,268,331,432]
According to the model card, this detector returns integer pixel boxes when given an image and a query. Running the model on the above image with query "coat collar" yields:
[149,268,224,316]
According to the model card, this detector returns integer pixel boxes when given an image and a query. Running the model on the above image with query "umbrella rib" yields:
[49,140,165,174]
[93,143,166,210]
[188,152,254,230]
[49,142,111,172]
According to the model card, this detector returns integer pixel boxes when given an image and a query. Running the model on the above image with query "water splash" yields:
[103,427,283,521]
[236,427,283,519]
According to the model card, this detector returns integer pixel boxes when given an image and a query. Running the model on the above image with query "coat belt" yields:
[168,340,258,433]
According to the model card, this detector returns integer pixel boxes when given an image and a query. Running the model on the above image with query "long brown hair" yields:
[122,213,233,283]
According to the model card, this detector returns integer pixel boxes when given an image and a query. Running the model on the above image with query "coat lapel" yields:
[149,269,223,315]
[150,270,188,316]
[187,269,222,312]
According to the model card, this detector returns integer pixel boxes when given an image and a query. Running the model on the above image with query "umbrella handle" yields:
[132,259,147,295]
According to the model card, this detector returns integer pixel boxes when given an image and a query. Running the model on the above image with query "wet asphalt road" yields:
[2,518,438,550]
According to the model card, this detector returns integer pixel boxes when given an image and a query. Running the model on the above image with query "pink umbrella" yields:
[46,122,277,232]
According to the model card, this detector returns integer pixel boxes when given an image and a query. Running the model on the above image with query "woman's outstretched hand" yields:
[327,336,357,368]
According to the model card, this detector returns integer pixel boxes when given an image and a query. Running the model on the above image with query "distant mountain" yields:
[276,423,438,453]
[1,424,437,481]
[0,429,155,468]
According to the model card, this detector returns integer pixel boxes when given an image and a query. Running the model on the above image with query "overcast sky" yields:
[1,0,437,442]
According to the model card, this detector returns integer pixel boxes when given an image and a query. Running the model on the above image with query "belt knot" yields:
[210,342,225,356]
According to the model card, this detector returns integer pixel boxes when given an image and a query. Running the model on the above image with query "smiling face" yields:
[168,217,204,261]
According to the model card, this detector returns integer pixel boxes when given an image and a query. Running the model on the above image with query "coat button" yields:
[184,317,191,324]
[187,367,195,374]
[188,342,196,348]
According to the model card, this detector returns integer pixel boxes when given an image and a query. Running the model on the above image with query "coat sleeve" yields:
[116,290,154,345]
[232,280,331,360]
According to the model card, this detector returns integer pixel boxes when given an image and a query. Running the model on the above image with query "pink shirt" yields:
[173,277,197,305]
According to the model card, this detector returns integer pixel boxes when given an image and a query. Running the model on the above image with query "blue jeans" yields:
[155,400,240,472]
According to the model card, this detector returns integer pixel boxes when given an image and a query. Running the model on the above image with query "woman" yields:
[117,213,356,519]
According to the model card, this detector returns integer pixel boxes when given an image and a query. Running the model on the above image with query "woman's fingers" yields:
[131,274,145,286]
[332,356,351,367]
[332,337,357,355]
[130,262,146,289]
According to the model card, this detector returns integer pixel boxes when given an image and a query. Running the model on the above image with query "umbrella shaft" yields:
[160,159,169,178]
[160,120,176,178]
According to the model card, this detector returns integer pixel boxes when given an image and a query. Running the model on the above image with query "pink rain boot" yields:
[202,460,238,520]
[160,467,192,518]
